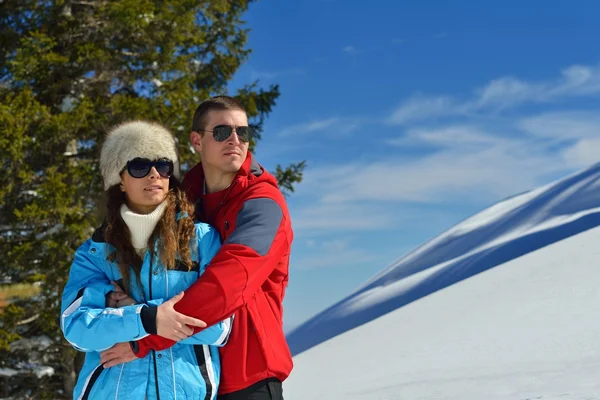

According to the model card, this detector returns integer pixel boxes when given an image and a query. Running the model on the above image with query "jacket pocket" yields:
[247,292,281,363]
[81,363,128,400]
[166,268,199,296]
[249,290,292,375]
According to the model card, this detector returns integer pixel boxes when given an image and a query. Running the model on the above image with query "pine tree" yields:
[0,1,304,398]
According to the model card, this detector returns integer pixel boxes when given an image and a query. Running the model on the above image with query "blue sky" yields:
[227,0,600,331]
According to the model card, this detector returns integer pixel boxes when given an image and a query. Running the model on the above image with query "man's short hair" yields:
[191,96,247,134]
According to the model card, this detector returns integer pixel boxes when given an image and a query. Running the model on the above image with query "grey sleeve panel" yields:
[224,198,283,256]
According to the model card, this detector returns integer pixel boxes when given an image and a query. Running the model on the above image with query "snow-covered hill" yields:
[285,163,600,399]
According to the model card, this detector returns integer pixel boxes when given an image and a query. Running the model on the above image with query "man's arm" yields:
[172,315,233,347]
[133,196,290,357]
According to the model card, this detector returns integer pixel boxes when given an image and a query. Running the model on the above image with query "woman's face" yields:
[120,163,170,214]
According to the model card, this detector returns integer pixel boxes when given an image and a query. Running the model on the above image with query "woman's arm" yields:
[60,241,150,352]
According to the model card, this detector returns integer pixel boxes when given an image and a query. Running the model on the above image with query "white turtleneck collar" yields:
[120,200,168,253]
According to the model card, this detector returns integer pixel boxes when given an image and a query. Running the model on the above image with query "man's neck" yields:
[203,166,237,194]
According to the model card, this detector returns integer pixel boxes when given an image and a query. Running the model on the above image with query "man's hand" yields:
[100,342,137,368]
[105,281,136,308]
[156,292,207,341]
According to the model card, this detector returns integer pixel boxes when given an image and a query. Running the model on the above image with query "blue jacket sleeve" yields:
[60,240,150,352]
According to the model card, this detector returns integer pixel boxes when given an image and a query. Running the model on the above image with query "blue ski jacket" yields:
[61,222,232,400]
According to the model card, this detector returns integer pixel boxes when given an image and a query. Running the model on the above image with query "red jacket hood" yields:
[183,152,279,206]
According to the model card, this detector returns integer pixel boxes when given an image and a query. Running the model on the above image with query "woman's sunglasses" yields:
[202,125,254,143]
[122,158,174,179]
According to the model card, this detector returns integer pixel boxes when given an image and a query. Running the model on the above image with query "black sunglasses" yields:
[202,125,254,143]
[122,158,174,179]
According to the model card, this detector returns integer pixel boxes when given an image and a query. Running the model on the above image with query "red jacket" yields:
[133,153,294,395]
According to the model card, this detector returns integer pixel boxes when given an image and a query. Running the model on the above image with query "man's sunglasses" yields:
[122,158,174,179]
[202,125,254,143]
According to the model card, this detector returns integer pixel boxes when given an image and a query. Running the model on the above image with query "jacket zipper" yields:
[152,351,161,400]
[205,180,237,226]
[149,252,161,400]
[165,263,177,399]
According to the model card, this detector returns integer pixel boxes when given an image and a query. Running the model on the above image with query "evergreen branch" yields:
[16,314,39,326]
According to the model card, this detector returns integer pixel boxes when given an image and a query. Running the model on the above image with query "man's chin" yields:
[204,158,243,173]
[221,161,243,173]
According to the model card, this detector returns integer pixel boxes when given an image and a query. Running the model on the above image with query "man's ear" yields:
[190,131,203,153]
[120,182,126,192]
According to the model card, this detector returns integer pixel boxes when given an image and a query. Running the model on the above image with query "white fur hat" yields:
[100,120,180,190]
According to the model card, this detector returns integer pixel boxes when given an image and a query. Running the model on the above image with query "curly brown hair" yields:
[103,178,197,295]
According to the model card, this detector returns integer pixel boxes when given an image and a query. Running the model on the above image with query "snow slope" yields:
[284,163,600,399]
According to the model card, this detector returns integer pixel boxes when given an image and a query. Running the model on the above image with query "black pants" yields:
[217,378,283,400]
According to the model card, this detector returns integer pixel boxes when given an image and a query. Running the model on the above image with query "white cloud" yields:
[279,118,339,137]
[285,62,600,278]
[249,67,304,81]
[289,104,600,240]
[278,117,363,137]
[563,139,600,167]
[342,46,359,54]
[518,111,600,139]
[308,148,560,204]
[293,250,375,271]
[292,239,376,270]
[388,64,600,125]
[303,118,340,132]
[291,202,392,231]
[286,64,600,275]
[387,95,463,125]
[295,113,600,211]
[387,125,507,148]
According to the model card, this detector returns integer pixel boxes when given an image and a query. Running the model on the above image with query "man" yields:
[115,96,293,399]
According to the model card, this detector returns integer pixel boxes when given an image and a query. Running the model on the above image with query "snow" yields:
[0,364,54,379]
[32,366,54,379]
[35,224,63,240]
[0,368,18,378]
[10,335,52,352]
[20,190,38,197]
[141,13,154,24]
[285,162,600,399]
[60,95,76,112]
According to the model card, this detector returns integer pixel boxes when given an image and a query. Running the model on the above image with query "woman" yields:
[60,121,232,400]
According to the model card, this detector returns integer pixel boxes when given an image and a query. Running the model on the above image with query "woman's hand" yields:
[156,292,207,341]
[105,281,136,308]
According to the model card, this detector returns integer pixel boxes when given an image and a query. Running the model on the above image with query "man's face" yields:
[190,109,249,174]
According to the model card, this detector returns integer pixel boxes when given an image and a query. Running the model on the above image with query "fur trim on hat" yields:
[100,120,180,190]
